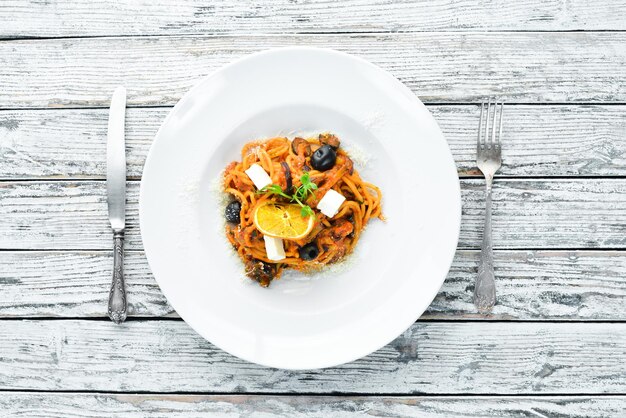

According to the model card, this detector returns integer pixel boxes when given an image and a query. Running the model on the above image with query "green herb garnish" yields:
[294,172,318,203]
[259,184,292,200]
[300,205,315,218]
[259,173,318,218]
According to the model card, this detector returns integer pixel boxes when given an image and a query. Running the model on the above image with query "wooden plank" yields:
[2,179,626,250]
[0,108,154,179]
[0,251,172,318]
[440,105,626,177]
[2,105,626,179]
[0,181,139,250]
[3,0,626,38]
[1,250,625,320]
[0,393,624,418]
[1,33,625,108]
[429,250,626,320]
[460,179,626,249]
[0,320,624,393]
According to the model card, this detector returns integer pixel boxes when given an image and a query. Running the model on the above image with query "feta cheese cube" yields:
[263,235,286,261]
[316,189,346,218]
[245,163,272,190]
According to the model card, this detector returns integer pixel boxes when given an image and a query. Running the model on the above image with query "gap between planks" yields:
[1,28,626,43]
[4,102,626,111]
[3,176,626,183]
[0,389,625,397]
[0,318,624,324]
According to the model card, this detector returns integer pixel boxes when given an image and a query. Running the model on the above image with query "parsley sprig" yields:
[260,172,318,218]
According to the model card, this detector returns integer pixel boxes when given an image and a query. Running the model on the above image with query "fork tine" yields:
[477,102,484,150]
[484,100,491,149]
[496,103,504,149]
[490,102,498,149]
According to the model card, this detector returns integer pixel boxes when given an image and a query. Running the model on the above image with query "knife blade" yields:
[107,86,128,324]
[107,86,127,232]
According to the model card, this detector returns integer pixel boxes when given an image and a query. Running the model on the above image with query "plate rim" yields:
[140,46,461,369]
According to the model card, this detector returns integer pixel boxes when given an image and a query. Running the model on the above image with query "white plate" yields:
[140,47,461,370]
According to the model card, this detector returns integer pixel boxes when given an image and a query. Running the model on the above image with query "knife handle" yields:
[108,231,127,324]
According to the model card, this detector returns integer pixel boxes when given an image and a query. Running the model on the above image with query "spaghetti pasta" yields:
[222,134,383,287]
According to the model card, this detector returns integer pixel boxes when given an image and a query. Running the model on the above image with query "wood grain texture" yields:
[2,179,626,250]
[460,179,626,249]
[0,393,625,418]
[0,0,624,405]
[0,320,624,393]
[430,250,626,320]
[1,33,625,108]
[0,251,172,318]
[3,0,626,38]
[0,181,141,250]
[1,250,625,320]
[2,105,626,179]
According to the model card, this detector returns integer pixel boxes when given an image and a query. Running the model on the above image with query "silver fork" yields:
[474,101,503,313]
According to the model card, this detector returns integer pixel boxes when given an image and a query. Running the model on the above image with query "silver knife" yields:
[107,86,128,324]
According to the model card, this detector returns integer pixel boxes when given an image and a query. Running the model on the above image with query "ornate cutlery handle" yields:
[474,180,496,313]
[108,231,127,323]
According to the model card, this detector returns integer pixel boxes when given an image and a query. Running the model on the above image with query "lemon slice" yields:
[254,203,315,240]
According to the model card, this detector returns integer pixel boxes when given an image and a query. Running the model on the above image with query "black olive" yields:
[298,242,319,261]
[310,145,337,171]
[224,200,241,224]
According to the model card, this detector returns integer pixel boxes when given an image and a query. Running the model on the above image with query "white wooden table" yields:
[1,1,626,416]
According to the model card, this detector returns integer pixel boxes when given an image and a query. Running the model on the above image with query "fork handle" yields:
[108,231,127,323]
[475,179,496,313]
